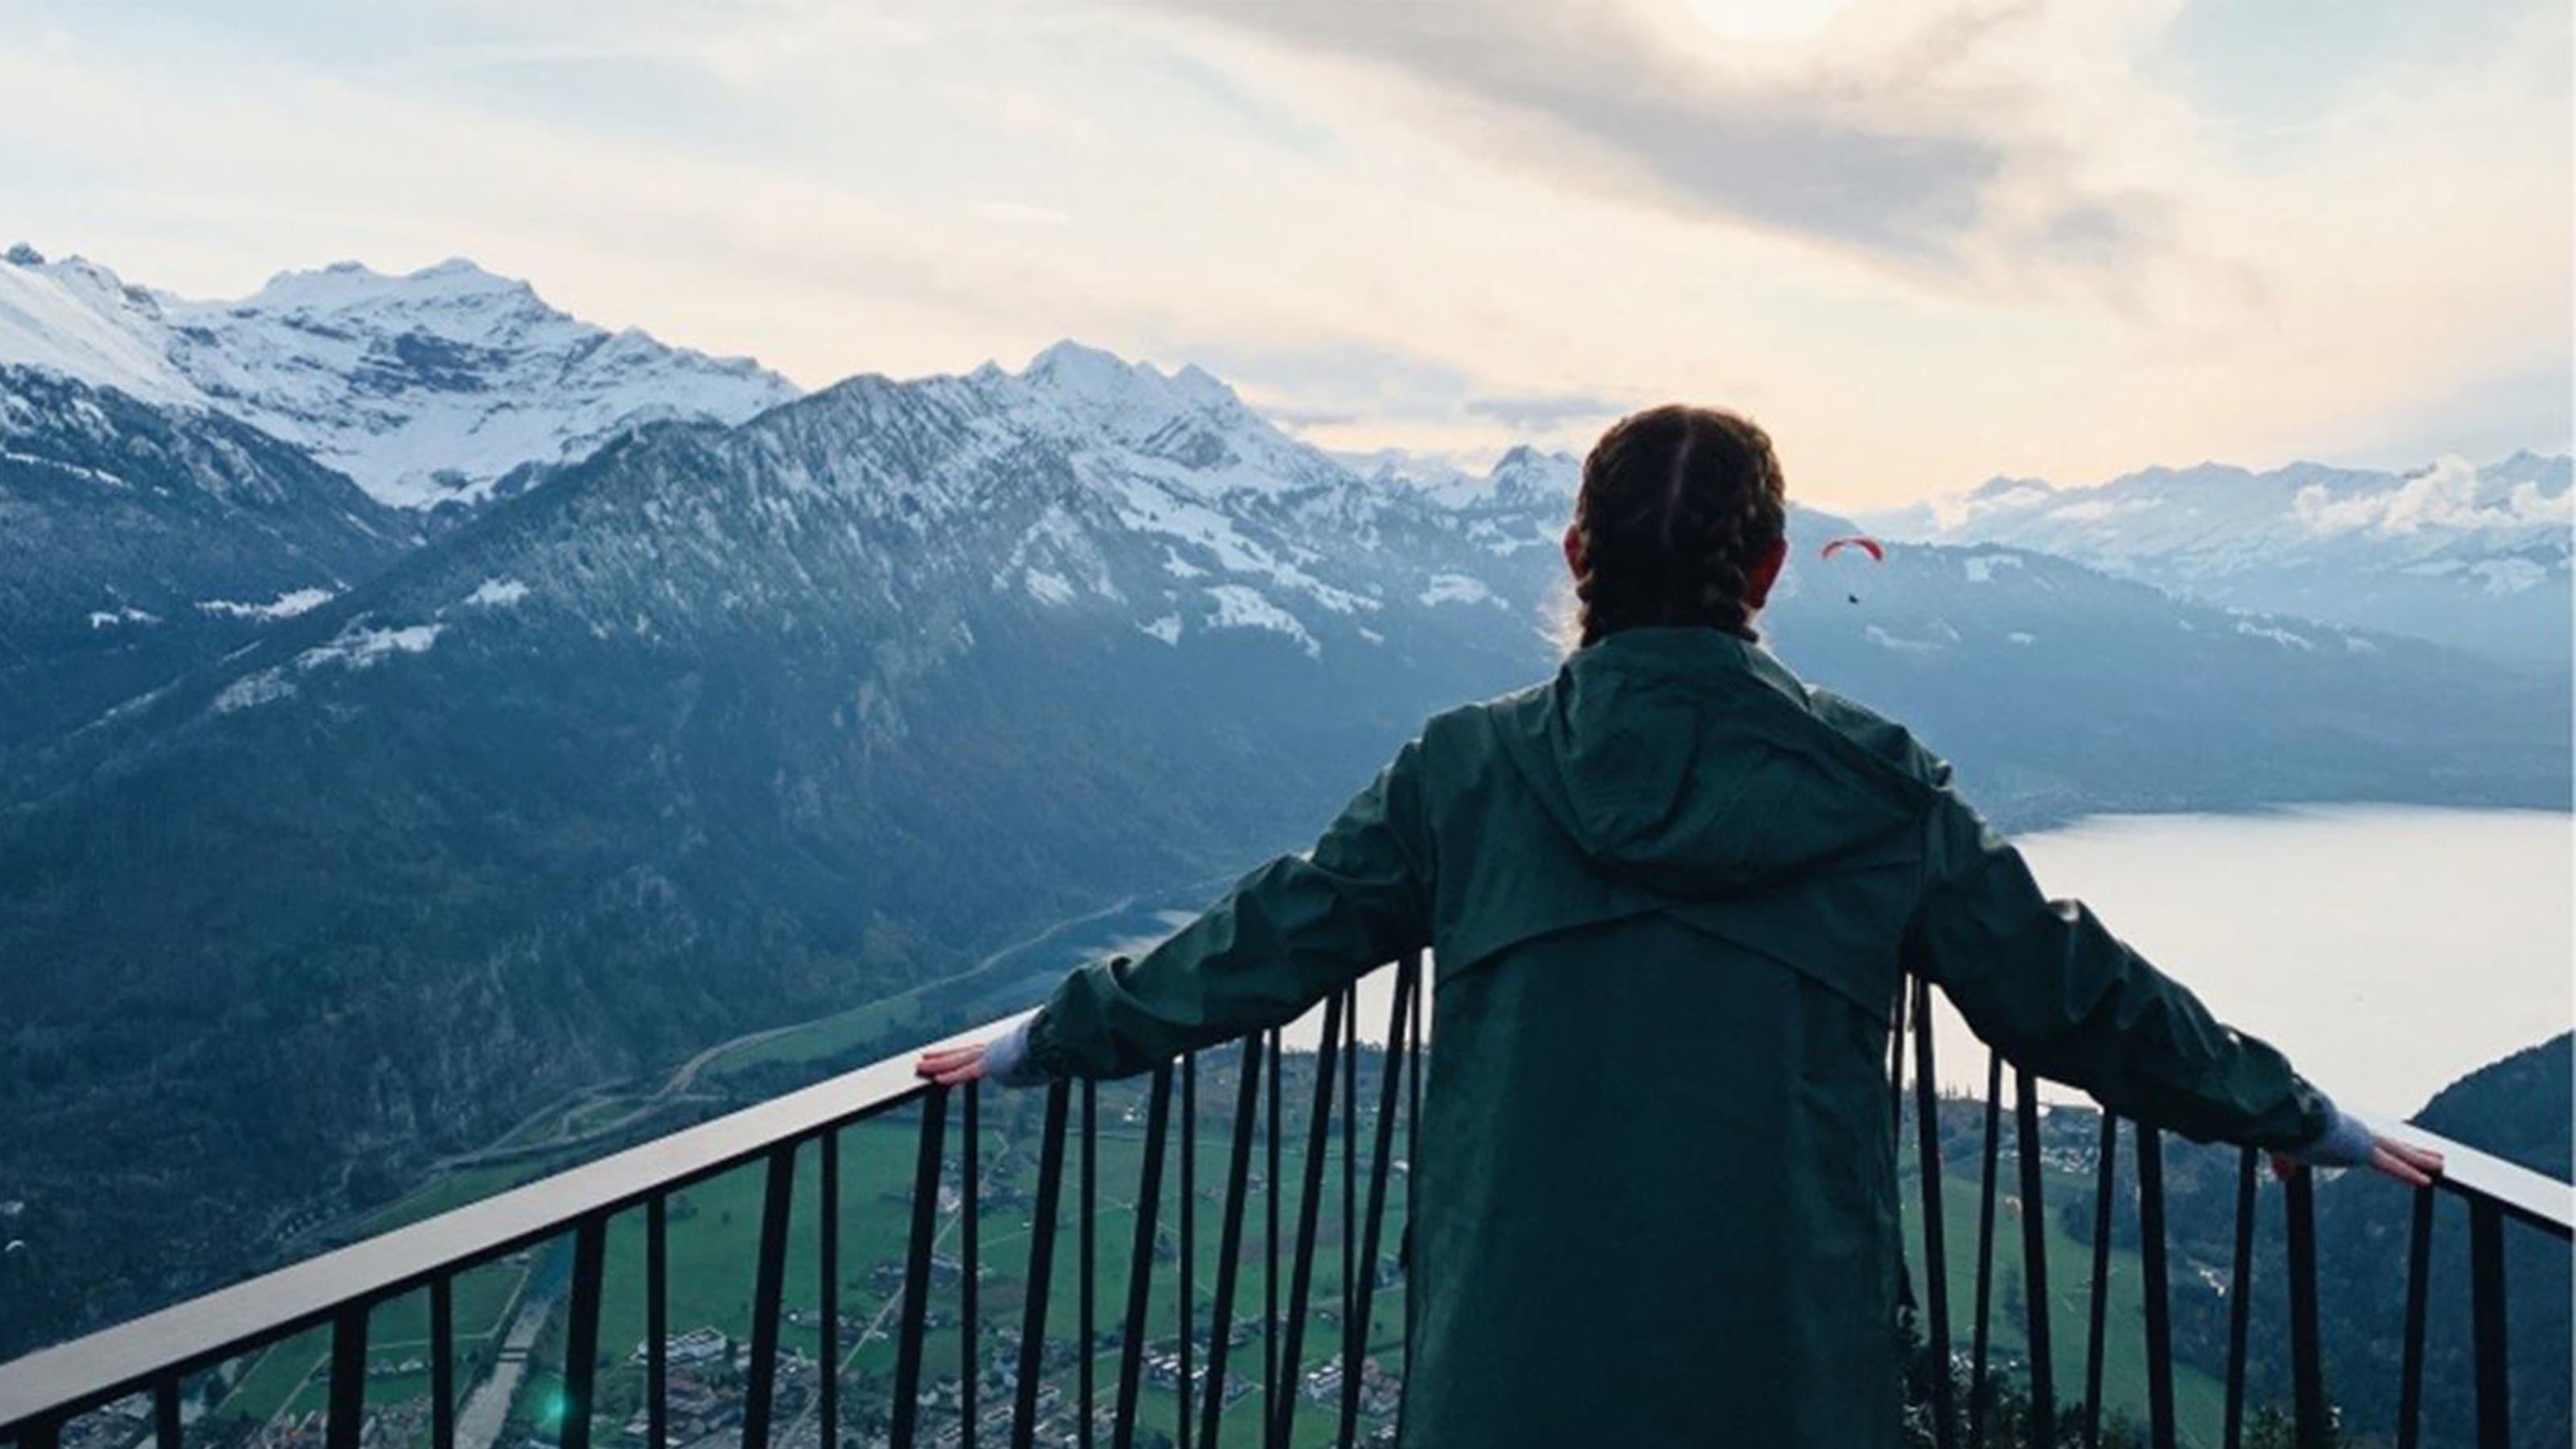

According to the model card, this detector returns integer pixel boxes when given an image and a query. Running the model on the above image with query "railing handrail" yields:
[2352,1105,2574,1238]
[1,987,2567,1438]
[0,1009,1036,1431]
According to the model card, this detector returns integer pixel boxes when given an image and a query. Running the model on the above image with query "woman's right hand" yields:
[915,1041,991,1085]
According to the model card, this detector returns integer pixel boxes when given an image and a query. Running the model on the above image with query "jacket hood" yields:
[1494,628,1932,898]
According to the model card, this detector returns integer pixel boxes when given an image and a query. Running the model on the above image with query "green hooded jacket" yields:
[1022,625,2334,1447]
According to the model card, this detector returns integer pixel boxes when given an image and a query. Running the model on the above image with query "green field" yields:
[1900,1159,2233,1446]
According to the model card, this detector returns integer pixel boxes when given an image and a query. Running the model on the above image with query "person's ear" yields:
[1563,523,1585,583]
[1744,535,1790,613]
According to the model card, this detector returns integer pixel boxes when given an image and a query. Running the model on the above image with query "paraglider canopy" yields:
[1817,535,1885,604]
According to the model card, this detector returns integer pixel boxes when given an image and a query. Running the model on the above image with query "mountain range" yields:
[0,246,2566,1356]
[1857,453,2574,661]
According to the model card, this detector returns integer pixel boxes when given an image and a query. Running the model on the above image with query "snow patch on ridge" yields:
[2234,621,2314,650]
[297,621,445,671]
[200,588,336,621]
[1867,620,1961,654]
[1025,568,1076,606]
[1418,573,1498,607]
[213,668,295,713]
[1866,625,1944,654]
[1204,585,1319,658]
[4,448,127,487]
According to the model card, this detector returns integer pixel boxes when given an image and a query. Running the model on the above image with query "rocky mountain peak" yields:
[1487,444,1579,505]
[233,257,539,320]
[1013,340,1242,432]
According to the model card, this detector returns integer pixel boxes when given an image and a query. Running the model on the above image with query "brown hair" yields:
[1568,404,1788,647]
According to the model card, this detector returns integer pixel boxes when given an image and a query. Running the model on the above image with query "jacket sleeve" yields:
[1904,774,2333,1150]
[1022,741,1435,1080]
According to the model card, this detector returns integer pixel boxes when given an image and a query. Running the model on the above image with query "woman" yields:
[918,405,2442,1447]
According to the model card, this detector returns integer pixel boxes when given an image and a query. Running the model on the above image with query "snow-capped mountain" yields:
[1859,454,2574,660]
[0,245,799,510]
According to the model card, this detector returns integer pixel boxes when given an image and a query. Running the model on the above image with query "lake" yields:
[1278,804,2573,1120]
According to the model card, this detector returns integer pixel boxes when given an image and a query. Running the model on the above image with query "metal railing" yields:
[0,956,2566,1449]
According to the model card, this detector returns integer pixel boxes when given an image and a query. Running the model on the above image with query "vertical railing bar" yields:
[1179,1052,1197,1449]
[820,1130,840,1449]
[2220,1148,2256,1449]
[1889,976,1909,1150]
[2083,1113,2117,1449]
[560,1217,608,1449]
[324,1301,366,1449]
[1909,976,1956,1449]
[1199,1034,1266,1449]
[1010,1082,1073,1449]
[2013,1066,2055,1449]
[1403,961,1422,1360]
[430,1272,456,1449]
[1966,1050,2002,1449]
[2468,1198,2509,1449]
[647,1195,668,1449]
[1269,990,1347,1449]
[151,1374,180,1449]
[963,1084,980,1449]
[1889,980,1916,1319]
[2394,1187,2434,1449]
[1112,1066,1174,1449]
[739,1149,795,1449]
[1081,1079,1098,1449]
[2136,1125,2176,1449]
[891,1087,952,1449]
[1405,955,1423,1145]
[1265,1026,1282,1448]
[1337,985,1360,1449]
[2285,1166,2325,1449]
[1342,964,1416,1444]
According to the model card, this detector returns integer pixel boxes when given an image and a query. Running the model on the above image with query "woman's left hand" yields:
[915,1041,991,1085]
[2270,1133,2446,1188]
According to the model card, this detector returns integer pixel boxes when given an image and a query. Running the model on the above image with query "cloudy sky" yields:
[3,0,2567,505]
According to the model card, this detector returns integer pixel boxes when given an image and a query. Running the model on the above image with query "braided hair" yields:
[1568,404,1788,648]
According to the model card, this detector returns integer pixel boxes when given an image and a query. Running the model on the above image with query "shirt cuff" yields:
[981,1017,1052,1089]
[2288,1103,2376,1169]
